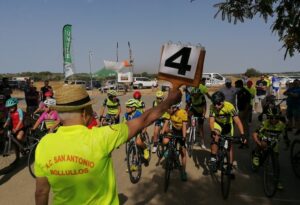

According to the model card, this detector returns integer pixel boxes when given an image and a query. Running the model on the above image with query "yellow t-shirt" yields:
[244,86,256,105]
[209,101,237,125]
[167,109,188,130]
[35,124,128,205]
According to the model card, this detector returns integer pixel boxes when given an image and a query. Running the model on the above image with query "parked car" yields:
[69,80,86,89]
[8,80,19,89]
[202,73,226,87]
[99,80,127,93]
[86,80,101,90]
[279,77,294,87]
[133,77,157,89]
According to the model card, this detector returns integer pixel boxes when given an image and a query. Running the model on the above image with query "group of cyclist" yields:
[1,76,299,191]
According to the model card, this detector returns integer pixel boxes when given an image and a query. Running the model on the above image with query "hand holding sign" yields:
[158,42,205,89]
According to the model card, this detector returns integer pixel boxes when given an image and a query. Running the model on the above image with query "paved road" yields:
[1,89,300,205]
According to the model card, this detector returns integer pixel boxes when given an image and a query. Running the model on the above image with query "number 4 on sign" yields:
[164,47,192,76]
[158,43,205,88]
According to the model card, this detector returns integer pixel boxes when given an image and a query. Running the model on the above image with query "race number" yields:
[158,43,205,88]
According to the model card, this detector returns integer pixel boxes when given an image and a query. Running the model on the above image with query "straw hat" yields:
[50,85,96,112]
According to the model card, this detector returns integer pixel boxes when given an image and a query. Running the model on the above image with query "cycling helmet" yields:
[5,98,18,108]
[44,91,53,97]
[191,88,201,95]
[171,102,182,109]
[211,91,225,105]
[156,90,164,98]
[107,90,117,97]
[133,91,142,99]
[44,98,56,106]
[125,99,138,108]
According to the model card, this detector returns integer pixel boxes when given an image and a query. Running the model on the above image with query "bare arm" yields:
[209,116,215,131]
[126,88,181,140]
[233,116,244,135]
[35,177,50,205]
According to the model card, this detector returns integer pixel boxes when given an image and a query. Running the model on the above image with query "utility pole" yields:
[89,50,93,90]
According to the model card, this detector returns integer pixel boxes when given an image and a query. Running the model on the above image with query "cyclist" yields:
[152,90,170,153]
[100,90,121,125]
[133,91,145,113]
[3,98,25,162]
[189,87,207,149]
[162,102,188,181]
[209,91,245,174]
[252,107,285,190]
[32,99,60,133]
[123,99,149,165]
[87,110,101,129]
[34,91,53,115]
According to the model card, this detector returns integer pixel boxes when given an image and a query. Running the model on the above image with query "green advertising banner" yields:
[63,24,74,78]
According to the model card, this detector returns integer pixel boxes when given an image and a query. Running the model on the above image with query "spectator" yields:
[235,80,252,146]
[245,80,256,123]
[284,79,300,135]
[219,78,237,107]
[34,85,181,204]
[283,82,294,131]
[24,79,40,116]
[40,80,53,102]
[254,75,268,113]
[271,74,281,99]
[0,77,12,101]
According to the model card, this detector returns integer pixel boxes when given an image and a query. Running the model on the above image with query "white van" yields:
[202,73,226,87]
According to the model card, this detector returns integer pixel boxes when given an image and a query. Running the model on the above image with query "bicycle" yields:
[0,127,39,171]
[251,134,280,197]
[209,135,240,199]
[186,115,201,158]
[126,131,151,184]
[164,134,183,192]
[27,127,48,178]
[290,139,300,178]
[101,115,117,126]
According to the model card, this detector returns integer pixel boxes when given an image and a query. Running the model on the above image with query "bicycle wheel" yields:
[290,140,300,178]
[164,152,173,192]
[263,152,278,197]
[220,151,231,199]
[127,143,142,184]
[0,131,18,172]
[186,129,194,158]
[156,142,164,158]
[28,143,38,178]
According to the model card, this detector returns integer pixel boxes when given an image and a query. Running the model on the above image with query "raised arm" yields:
[126,88,181,140]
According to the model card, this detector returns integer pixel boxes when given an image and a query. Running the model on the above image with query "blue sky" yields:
[0,0,299,74]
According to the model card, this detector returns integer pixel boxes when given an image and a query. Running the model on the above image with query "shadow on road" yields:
[0,156,28,185]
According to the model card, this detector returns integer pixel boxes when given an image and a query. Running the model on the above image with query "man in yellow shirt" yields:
[34,85,182,205]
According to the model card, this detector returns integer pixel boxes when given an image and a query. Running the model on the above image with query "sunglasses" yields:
[213,102,222,106]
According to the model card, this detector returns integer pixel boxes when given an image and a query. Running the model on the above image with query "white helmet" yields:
[44,98,56,106]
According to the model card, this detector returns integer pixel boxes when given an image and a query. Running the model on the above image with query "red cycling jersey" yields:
[7,108,24,129]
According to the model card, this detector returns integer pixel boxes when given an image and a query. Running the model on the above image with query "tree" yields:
[245,67,261,77]
[214,0,300,59]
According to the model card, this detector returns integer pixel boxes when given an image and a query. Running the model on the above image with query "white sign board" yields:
[117,72,133,83]
[158,42,205,87]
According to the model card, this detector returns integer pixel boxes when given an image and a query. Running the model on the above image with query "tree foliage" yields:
[245,67,261,77]
[214,0,300,59]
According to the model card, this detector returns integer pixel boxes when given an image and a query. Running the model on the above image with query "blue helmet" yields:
[5,98,18,108]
